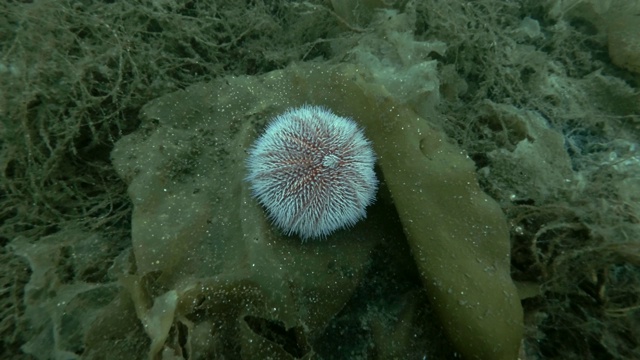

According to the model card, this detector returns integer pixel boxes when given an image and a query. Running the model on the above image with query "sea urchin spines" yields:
[246,105,378,241]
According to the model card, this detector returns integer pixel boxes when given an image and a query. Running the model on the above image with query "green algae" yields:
[3,1,640,359]
[106,61,522,359]
[292,63,523,359]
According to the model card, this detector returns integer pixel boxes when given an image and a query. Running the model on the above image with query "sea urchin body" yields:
[246,105,378,241]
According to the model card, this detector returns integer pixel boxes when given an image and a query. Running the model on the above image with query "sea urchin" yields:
[246,105,378,240]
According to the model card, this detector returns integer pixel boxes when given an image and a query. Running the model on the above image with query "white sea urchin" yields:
[246,105,378,240]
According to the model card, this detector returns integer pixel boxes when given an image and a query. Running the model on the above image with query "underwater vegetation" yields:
[1,0,639,359]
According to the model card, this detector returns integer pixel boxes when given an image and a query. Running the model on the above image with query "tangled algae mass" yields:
[2,1,640,359]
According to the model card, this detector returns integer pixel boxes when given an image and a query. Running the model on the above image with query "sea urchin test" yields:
[246,105,378,240]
